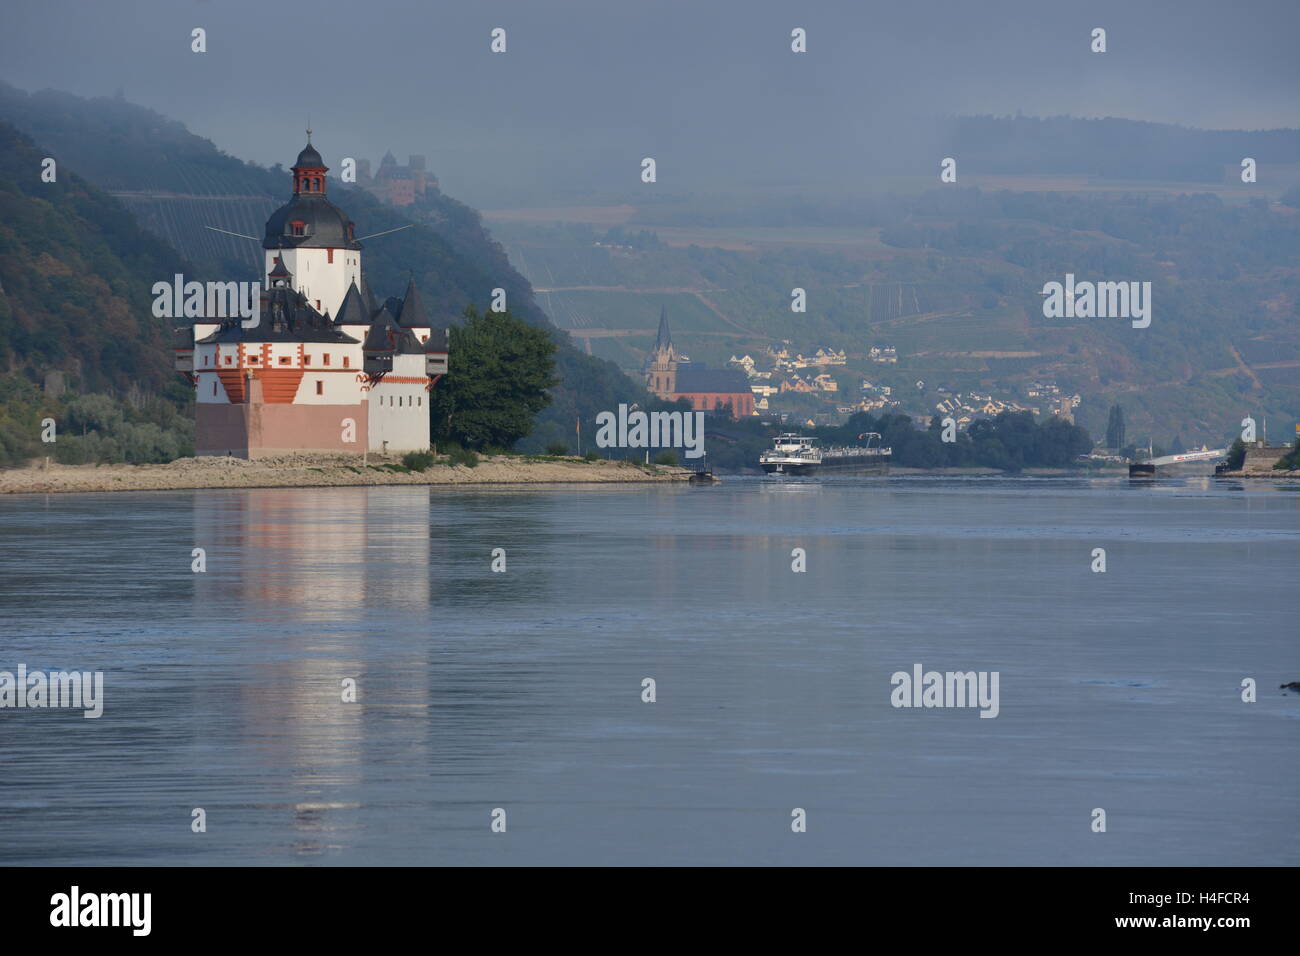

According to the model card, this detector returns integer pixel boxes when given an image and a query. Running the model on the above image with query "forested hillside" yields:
[499,180,1300,445]
[0,82,662,455]
[0,119,195,464]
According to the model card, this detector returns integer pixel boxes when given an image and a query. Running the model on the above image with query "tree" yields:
[427,306,558,450]
[1105,404,1126,450]
[1273,438,1300,471]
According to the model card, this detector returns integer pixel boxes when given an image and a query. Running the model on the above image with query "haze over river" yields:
[1,476,1296,865]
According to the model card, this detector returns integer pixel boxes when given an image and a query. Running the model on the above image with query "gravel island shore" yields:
[0,453,694,495]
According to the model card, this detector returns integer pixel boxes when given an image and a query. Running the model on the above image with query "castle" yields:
[174,139,448,458]
[644,309,754,419]
[356,151,437,207]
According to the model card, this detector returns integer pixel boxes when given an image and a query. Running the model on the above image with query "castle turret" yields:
[262,135,362,319]
[395,276,432,343]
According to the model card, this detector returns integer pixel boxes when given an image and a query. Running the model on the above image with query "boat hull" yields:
[762,456,890,476]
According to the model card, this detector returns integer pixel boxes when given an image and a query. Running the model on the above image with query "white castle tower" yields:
[175,137,449,458]
[262,138,361,318]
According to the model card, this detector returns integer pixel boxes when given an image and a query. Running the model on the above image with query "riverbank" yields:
[1216,469,1300,479]
[0,453,694,495]
[888,466,1129,476]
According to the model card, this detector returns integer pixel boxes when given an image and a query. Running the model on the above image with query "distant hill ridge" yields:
[945,114,1300,183]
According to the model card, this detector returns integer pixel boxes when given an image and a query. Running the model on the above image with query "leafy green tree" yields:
[1225,438,1247,470]
[1272,438,1300,471]
[428,306,558,450]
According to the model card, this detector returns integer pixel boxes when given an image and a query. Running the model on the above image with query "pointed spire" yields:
[359,271,379,316]
[363,310,400,352]
[334,281,370,327]
[655,306,671,350]
[396,276,430,329]
[268,256,292,286]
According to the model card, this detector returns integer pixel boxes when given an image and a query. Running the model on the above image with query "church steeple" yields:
[645,306,678,397]
[654,306,672,352]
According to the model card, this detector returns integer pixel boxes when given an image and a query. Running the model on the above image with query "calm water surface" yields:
[0,475,1296,865]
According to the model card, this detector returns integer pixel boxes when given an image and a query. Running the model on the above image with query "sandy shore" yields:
[0,453,694,495]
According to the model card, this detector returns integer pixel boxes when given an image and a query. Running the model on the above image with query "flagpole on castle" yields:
[576,417,581,456]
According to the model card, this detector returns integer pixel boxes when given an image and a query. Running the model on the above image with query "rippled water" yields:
[0,475,1296,865]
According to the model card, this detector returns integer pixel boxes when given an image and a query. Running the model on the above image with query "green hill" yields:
[0,82,661,455]
[0,119,196,464]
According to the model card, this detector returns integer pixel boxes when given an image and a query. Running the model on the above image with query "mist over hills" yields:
[2,73,1299,455]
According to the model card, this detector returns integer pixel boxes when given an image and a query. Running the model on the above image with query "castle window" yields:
[279,356,291,366]
[224,355,232,365]
[248,355,259,363]
[323,354,330,366]
[303,355,311,364]
[327,249,334,264]
[291,221,305,236]
[212,382,217,396]
[203,355,210,366]
[316,381,323,395]
[343,356,350,368]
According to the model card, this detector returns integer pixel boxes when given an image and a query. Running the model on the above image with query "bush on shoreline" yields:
[401,450,436,472]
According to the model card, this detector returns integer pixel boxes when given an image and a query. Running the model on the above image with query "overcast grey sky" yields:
[3,0,1297,205]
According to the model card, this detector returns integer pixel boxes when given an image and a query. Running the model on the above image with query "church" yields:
[644,308,754,418]
[174,138,449,458]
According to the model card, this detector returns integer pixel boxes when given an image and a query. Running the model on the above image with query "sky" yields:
[3,0,1298,206]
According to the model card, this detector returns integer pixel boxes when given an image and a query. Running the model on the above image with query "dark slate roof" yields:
[334,281,370,326]
[361,314,425,356]
[395,277,430,328]
[425,327,449,352]
[294,142,325,169]
[359,272,379,314]
[363,316,400,352]
[396,328,426,355]
[263,194,361,250]
[268,257,291,279]
[380,150,397,166]
[654,306,671,350]
[197,286,359,345]
[673,364,751,394]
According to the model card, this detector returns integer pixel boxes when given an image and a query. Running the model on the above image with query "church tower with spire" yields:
[645,306,678,397]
